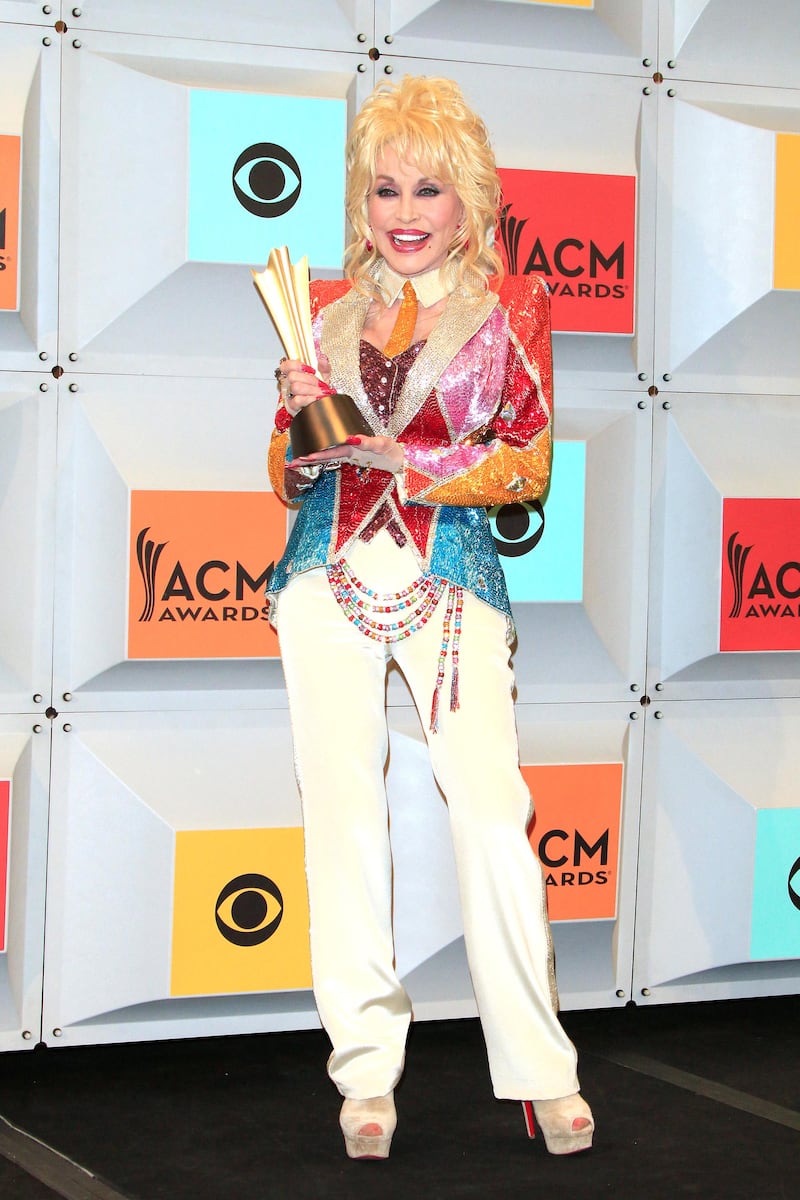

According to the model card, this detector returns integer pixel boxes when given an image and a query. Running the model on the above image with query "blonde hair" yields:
[343,76,503,298]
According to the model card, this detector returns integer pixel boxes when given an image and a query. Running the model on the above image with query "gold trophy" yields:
[253,247,372,457]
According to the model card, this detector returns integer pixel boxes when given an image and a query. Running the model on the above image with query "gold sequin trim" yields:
[318,291,382,434]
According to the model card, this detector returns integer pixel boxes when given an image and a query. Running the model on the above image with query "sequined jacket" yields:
[266,273,553,623]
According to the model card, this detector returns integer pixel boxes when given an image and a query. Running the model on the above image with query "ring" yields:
[273,367,283,380]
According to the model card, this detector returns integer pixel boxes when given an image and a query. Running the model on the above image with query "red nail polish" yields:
[345,436,362,445]
[301,364,316,374]
[318,382,336,395]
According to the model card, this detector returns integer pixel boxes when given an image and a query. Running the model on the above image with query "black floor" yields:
[0,996,798,1199]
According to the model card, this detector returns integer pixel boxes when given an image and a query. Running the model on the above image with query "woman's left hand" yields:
[291,435,404,474]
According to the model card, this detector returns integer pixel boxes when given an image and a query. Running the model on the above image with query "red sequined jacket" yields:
[266,273,553,619]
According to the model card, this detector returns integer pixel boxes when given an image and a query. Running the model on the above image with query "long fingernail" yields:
[301,364,316,374]
[318,382,336,395]
[345,436,362,445]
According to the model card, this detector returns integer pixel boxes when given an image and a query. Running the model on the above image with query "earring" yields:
[365,239,373,252]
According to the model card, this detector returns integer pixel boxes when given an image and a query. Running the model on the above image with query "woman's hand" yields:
[291,434,404,475]
[278,353,333,416]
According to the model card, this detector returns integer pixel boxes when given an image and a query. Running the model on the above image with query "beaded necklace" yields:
[326,560,445,640]
[325,559,464,732]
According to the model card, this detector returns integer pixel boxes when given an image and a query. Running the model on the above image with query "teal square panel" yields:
[489,440,585,603]
[188,89,346,268]
[750,808,800,961]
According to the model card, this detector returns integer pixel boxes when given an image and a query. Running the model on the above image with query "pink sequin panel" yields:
[434,306,509,438]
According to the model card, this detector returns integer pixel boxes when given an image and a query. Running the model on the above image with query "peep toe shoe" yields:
[340,1092,396,1160]
[521,1094,594,1155]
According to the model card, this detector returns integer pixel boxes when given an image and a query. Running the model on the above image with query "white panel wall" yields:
[64,0,374,50]
[647,393,800,699]
[57,32,371,378]
[654,82,800,395]
[0,719,50,1050]
[0,0,798,1049]
[0,22,59,369]
[51,374,286,709]
[376,0,659,76]
[634,699,800,1004]
[659,0,800,89]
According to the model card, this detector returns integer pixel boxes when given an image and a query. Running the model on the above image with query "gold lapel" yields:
[319,289,382,435]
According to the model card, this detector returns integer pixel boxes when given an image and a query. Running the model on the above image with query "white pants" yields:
[276,532,580,1101]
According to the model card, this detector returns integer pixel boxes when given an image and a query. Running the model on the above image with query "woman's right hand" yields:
[279,353,333,417]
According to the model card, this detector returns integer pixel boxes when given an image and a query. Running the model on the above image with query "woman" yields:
[267,75,593,1161]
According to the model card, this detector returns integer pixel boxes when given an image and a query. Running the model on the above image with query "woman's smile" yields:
[388,229,431,252]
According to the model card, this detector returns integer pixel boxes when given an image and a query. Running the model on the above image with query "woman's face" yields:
[366,145,465,277]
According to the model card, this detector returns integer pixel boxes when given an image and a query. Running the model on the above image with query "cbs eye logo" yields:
[215,873,284,946]
[492,501,545,558]
[232,143,302,218]
[789,855,800,913]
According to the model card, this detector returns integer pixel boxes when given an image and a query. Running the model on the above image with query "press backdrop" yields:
[1,0,799,1050]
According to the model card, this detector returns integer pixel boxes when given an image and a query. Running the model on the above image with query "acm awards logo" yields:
[726,532,800,621]
[533,826,612,891]
[522,763,622,922]
[500,204,626,300]
[135,526,273,628]
[720,499,800,652]
[497,168,635,335]
[128,491,286,660]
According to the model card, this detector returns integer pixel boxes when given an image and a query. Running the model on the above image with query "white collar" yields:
[377,260,460,308]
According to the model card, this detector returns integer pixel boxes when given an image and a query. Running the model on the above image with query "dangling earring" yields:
[365,239,373,252]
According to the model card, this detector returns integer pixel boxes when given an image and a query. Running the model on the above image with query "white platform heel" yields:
[521,1094,594,1155]
[340,1092,396,1160]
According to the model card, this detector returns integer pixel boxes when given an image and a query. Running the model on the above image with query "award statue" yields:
[253,247,372,458]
